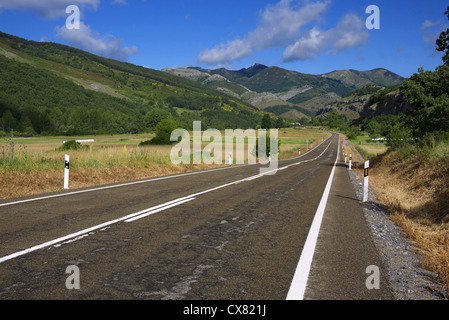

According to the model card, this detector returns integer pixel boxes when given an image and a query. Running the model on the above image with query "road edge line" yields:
[286,135,340,300]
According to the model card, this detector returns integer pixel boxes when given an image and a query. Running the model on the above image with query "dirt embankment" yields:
[353,151,449,295]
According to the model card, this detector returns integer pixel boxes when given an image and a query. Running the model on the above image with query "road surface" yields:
[0,133,393,300]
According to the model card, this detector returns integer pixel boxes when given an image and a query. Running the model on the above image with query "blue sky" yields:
[0,0,448,78]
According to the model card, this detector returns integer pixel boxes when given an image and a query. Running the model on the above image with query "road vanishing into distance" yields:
[0,133,394,300]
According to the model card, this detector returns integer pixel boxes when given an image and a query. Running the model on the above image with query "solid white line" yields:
[125,198,195,222]
[286,137,339,300]
[0,166,246,208]
[0,197,194,264]
[0,137,336,264]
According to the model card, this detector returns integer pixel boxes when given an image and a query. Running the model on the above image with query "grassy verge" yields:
[0,128,329,200]
[350,141,449,293]
[349,135,389,159]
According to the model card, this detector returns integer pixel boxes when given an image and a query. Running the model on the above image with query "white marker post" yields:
[229,152,232,165]
[349,154,352,170]
[64,155,70,189]
[363,160,370,202]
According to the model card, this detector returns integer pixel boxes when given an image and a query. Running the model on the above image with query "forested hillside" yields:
[0,31,263,136]
[164,63,404,120]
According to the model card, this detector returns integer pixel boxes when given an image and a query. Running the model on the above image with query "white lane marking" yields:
[0,166,245,208]
[286,136,340,300]
[0,135,331,208]
[0,197,195,264]
[0,137,336,264]
[125,198,196,222]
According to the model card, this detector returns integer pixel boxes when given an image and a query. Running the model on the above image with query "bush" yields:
[386,124,412,150]
[58,140,87,151]
[139,117,181,146]
[420,131,449,162]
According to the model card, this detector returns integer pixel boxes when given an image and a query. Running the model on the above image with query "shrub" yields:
[58,140,87,151]
[139,118,181,146]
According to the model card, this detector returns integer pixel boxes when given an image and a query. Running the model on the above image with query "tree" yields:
[398,6,449,139]
[0,110,16,132]
[146,117,181,145]
[261,114,271,130]
[400,64,449,138]
[365,120,382,138]
[436,6,449,64]
[145,108,170,130]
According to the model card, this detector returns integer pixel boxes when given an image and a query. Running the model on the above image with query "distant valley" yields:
[163,64,404,120]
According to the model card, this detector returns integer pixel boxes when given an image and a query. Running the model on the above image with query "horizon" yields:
[0,28,405,77]
[166,62,401,77]
[0,1,448,78]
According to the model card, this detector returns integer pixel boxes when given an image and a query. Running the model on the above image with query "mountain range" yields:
[163,64,404,120]
[0,29,405,137]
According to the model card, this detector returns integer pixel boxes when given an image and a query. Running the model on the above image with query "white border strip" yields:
[286,136,339,300]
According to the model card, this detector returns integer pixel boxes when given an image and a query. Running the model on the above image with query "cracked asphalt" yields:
[0,133,393,300]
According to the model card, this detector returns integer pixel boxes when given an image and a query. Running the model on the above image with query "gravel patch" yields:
[347,168,448,300]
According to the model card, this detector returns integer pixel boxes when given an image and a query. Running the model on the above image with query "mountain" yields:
[163,64,404,120]
[323,68,404,89]
[0,31,263,136]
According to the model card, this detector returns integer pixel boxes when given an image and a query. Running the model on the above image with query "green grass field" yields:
[349,135,389,159]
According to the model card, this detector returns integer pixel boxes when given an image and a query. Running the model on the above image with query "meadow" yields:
[0,128,328,200]
[349,135,389,159]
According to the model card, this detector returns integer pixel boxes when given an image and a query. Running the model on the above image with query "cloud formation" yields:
[198,0,369,65]
[0,0,99,18]
[283,13,369,61]
[421,18,449,50]
[55,22,138,61]
[0,0,138,61]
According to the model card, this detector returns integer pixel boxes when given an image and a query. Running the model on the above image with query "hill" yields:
[323,68,404,89]
[163,64,404,120]
[0,31,263,136]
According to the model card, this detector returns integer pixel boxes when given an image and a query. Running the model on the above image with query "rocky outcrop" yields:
[359,91,412,120]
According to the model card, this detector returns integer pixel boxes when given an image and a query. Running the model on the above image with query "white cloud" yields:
[111,0,127,5]
[198,0,330,64]
[0,0,99,18]
[283,13,369,62]
[55,22,138,61]
[198,0,370,65]
[198,38,253,65]
[282,27,326,61]
[420,18,449,50]
[0,0,138,61]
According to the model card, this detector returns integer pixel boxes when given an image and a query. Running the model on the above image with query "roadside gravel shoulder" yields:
[347,168,448,300]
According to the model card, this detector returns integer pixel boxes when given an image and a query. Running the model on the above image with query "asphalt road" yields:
[0,133,393,300]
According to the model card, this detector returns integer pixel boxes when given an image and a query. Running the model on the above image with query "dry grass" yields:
[0,143,223,200]
[352,150,449,292]
[0,128,329,200]
[0,162,221,200]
